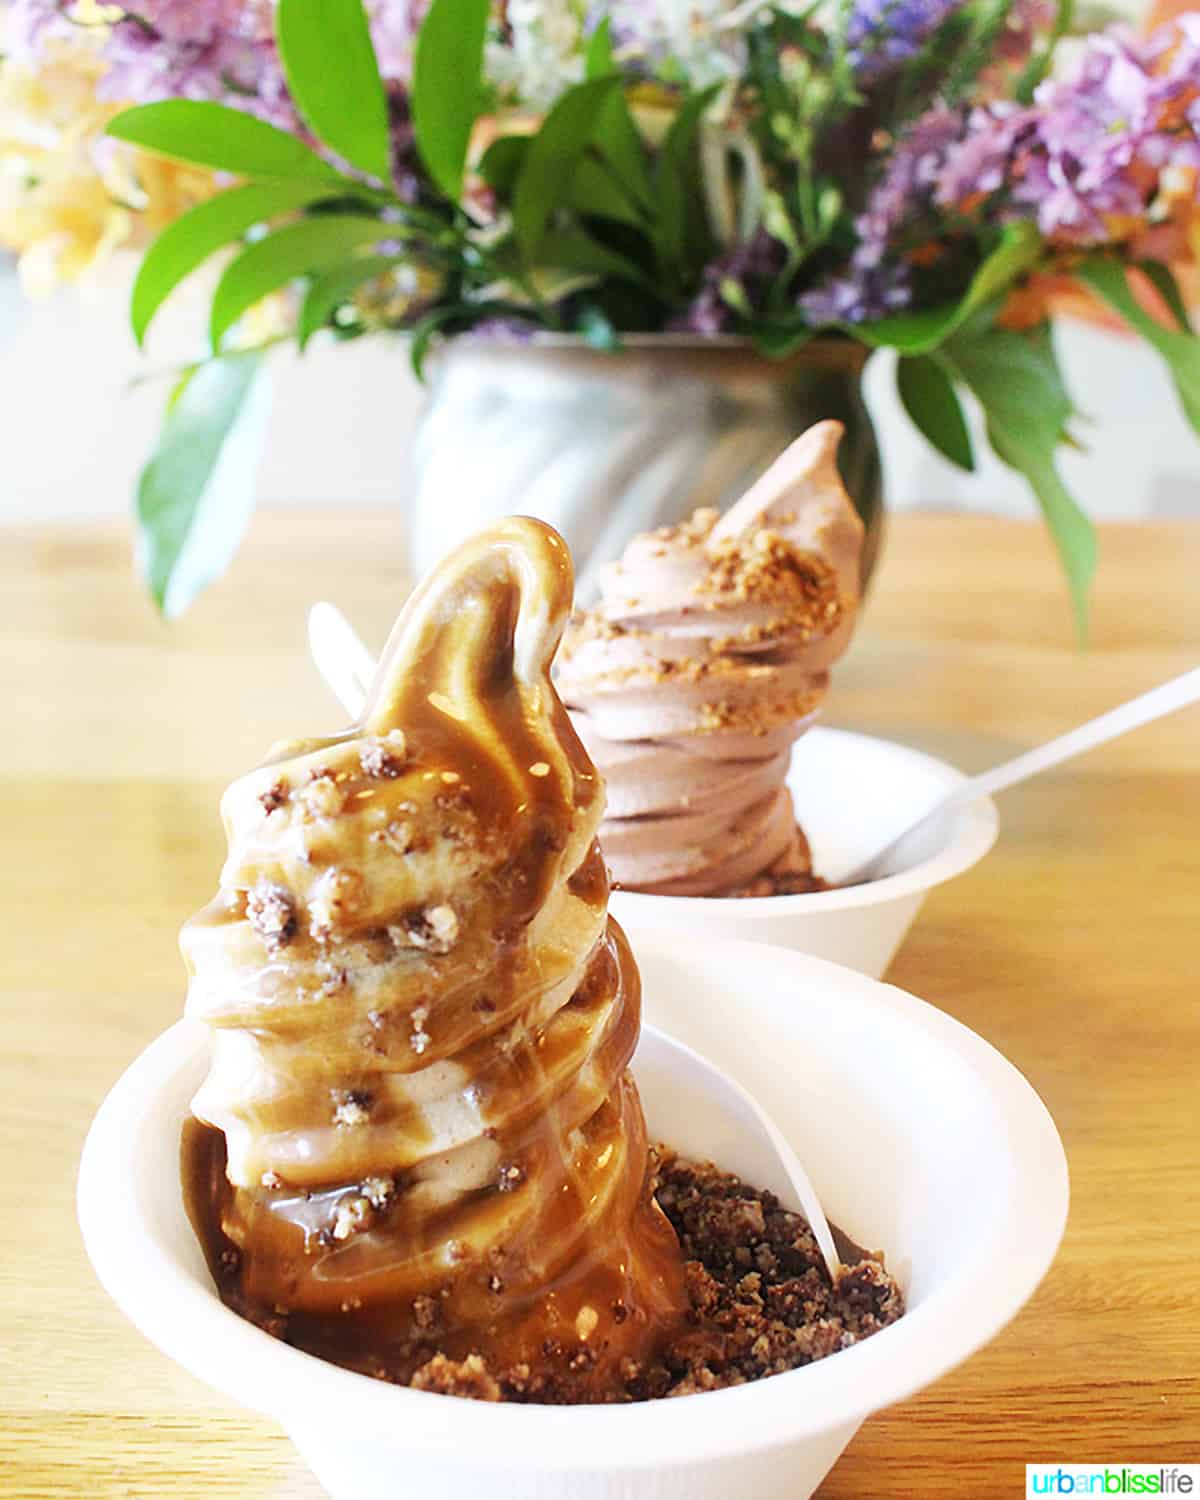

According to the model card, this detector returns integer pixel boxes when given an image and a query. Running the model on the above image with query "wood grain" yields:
[2,512,1197,1499]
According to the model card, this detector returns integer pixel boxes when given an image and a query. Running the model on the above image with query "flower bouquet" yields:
[6,0,1200,625]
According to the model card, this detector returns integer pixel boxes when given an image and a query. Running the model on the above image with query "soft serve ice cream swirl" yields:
[558,422,864,897]
[181,517,687,1394]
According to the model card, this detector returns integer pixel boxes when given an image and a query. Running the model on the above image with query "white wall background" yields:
[2,254,1198,524]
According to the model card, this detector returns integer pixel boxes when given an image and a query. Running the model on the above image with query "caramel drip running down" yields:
[557,422,864,897]
[181,517,688,1394]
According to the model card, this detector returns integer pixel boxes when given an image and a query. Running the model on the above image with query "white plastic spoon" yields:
[308,601,377,718]
[306,604,843,1280]
[637,1022,842,1281]
[840,664,1200,886]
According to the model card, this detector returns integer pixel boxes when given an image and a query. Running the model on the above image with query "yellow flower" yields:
[0,34,216,293]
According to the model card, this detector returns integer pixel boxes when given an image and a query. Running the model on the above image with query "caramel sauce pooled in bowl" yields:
[180,518,688,1396]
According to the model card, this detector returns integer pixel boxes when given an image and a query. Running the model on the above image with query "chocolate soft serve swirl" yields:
[181,517,687,1395]
[558,422,864,897]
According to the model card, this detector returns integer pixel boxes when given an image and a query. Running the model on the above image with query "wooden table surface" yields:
[3,511,1197,1499]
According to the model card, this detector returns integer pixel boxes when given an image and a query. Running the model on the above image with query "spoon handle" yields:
[958,663,1200,806]
[308,602,375,719]
[842,663,1200,885]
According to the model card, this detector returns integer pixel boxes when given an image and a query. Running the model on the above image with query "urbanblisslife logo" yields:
[1027,1467,1198,1495]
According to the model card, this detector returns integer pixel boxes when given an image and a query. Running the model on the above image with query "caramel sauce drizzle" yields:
[180,518,688,1393]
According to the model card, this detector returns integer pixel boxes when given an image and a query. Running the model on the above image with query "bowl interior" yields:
[78,932,1065,1468]
[787,727,978,888]
[639,943,1005,1303]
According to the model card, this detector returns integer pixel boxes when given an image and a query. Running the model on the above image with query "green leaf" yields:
[136,353,271,618]
[408,305,475,379]
[1078,257,1200,432]
[130,182,333,346]
[593,85,654,212]
[850,303,961,352]
[655,84,721,275]
[514,77,621,259]
[761,189,801,257]
[719,276,753,318]
[585,16,615,78]
[537,226,656,292]
[960,220,1042,314]
[277,0,391,181]
[411,0,490,199]
[944,323,1096,637]
[107,100,341,181]
[570,155,646,227]
[853,222,1041,354]
[479,134,529,197]
[1138,261,1193,333]
[483,117,646,228]
[210,214,393,349]
[896,353,975,472]
[298,253,406,348]
[753,324,816,358]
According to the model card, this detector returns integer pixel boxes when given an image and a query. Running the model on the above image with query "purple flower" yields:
[6,0,61,61]
[671,229,788,335]
[934,103,1030,205]
[801,107,965,326]
[798,259,912,325]
[9,0,437,187]
[10,0,295,124]
[846,0,968,83]
[935,22,1200,245]
[858,107,966,258]
[466,316,538,342]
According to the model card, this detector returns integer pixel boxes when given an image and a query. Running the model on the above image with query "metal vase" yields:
[406,335,883,599]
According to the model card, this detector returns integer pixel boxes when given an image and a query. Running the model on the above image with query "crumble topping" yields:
[409,1004,431,1056]
[362,1176,394,1210]
[300,771,347,820]
[699,526,841,616]
[411,1353,501,1402]
[372,819,416,855]
[332,1088,373,1127]
[497,1163,525,1193]
[361,731,408,779]
[246,882,296,949]
[314,1153,904,1404]
[396,904,460,955]
[331,1195,373,1241]
[309,868,365,940]
[645,508,720,549]
[258,780,289,815]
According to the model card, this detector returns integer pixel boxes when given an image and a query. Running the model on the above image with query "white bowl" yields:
[78,932,1066,1500]
[610,727,999,977]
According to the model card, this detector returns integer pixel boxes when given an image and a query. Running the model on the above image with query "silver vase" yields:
[406,335,883,599]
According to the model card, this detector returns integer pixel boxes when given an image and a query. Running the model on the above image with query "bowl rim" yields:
[78,934,1065,1472]
[609,727,999,915]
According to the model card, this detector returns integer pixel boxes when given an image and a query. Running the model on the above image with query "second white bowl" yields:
[610,727,998,977]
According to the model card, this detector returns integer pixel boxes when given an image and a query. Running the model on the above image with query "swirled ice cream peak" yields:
[181,517,687,1393]
[558,421,864,897]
